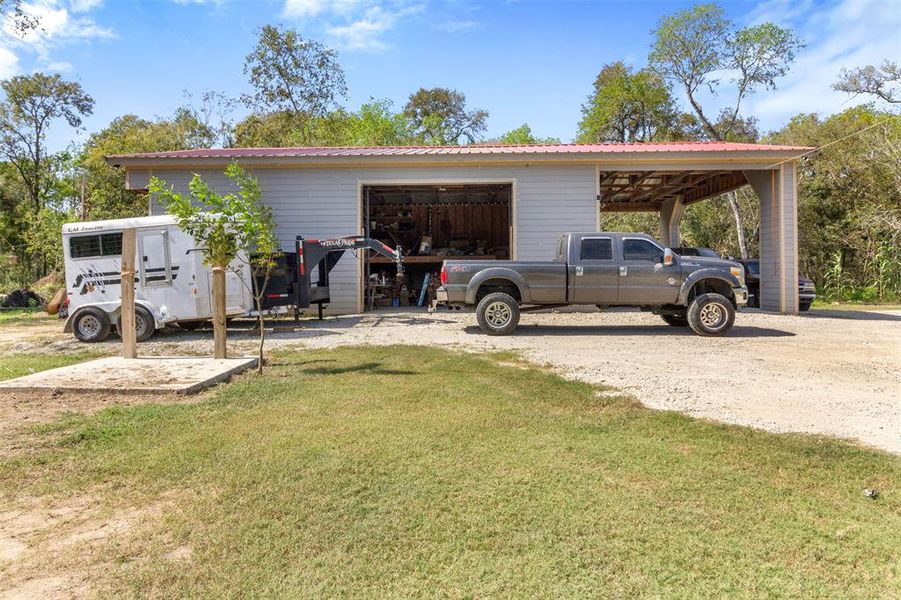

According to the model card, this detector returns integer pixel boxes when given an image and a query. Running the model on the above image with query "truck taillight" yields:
[440,265,447,285]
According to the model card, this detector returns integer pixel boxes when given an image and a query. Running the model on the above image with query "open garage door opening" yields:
[362,183,512,310]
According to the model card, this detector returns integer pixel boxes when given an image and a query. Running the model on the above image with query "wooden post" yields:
[211,266,227,359]
[120,228,137,359]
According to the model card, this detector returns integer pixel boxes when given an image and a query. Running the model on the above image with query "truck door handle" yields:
[575,266,584,276]
[619,266,628,276]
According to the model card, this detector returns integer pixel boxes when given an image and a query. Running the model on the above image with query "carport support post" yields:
[120,228,137,359]
[212,266,227,359]
[659,196,684,248]
[744,163,800,314]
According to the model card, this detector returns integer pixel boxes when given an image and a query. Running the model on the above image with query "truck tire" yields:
[476,292,520,336]
[661,313,688,327]
[117,306,155,342]
[73,307,111,343]
[687,293,735,336]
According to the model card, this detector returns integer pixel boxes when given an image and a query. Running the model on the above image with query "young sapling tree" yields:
[149,163,277,369]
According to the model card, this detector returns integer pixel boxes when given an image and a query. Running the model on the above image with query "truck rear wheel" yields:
[476,292,520,336]
[687,293,735,336]
[661,312,688,327]
[73,307,111,343]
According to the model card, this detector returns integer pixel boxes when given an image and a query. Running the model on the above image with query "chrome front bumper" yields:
[734,286,749,306]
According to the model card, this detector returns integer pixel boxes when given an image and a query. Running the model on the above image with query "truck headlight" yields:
[730,266,743,282]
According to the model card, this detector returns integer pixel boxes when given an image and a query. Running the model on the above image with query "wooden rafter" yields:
[598,170,750,212]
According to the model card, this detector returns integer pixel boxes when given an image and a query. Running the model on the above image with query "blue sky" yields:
[1,0,899,151]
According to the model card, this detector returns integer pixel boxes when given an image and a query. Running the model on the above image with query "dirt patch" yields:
[0,493,173,598]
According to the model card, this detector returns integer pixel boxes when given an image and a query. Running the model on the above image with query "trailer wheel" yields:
[73,307,111,343]
[476,292,520,336]
[117,306,155,342]
[687,293,735,336]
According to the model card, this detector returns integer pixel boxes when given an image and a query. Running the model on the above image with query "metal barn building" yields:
[108,141,811,315]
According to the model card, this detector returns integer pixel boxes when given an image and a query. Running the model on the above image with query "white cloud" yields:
[0,0,112,75]
[745,0,901,130]
[69,0,103,13]
[0,45,19,78]
[438,19,478,33]
[283,0,423,52]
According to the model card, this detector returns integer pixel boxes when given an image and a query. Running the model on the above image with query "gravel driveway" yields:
[5,307,900,453]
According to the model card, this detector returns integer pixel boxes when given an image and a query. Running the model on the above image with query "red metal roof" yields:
[108,141,813,161]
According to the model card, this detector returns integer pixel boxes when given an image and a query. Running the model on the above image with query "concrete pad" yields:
[0,356,258,395]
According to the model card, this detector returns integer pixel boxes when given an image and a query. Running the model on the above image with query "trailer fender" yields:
[465,268,531,305]
[678,270,742,305]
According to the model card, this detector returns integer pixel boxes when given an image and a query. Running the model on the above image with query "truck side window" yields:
[580,238,612,260]
[623,239,662,262]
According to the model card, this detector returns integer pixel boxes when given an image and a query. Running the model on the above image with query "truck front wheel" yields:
[476,292,520,336]
[661,312,688,327]
[687,293,735,336]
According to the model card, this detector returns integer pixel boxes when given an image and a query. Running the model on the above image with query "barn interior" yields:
[362,184,511,309]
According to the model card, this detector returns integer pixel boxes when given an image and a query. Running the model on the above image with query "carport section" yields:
[598,156,803,314]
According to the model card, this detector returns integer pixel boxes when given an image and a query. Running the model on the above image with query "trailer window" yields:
[580,238,612,260]
[69,232,124,259]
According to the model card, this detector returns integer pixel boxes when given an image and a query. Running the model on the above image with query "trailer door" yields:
[138,229,172,287]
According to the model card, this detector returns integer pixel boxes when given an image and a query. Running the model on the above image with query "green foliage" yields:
[578,62,680,142]
[150,164,276,270]
[403,87,488,144]
[242,25,347,143]
[491,123,560,145]
[234,99,416,148]
[0,73,94,210]
[767,106,901,300]
[79,111,217,220]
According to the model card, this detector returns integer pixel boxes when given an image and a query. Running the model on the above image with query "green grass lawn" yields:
[0,352,102,380]
[0,307,53,326]
[1,346,898,597]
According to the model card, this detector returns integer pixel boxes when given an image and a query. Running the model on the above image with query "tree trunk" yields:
[211,266,227,359]
[728,191,749,259]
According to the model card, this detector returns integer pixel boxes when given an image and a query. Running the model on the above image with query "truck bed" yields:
[442,260,568,304]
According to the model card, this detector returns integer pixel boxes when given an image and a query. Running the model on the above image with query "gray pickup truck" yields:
[435,232,748,337]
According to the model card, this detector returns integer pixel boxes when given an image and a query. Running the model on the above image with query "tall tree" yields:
[578,62,679,143]
[0,73,94,212]
[243,25,347,142]
[649,3,803,257]
[404,87,488,145]
[833,61,900,105]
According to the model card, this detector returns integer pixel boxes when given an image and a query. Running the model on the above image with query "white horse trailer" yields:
[62,215,253,342]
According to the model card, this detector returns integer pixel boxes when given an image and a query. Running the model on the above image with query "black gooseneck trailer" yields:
[254,235,405,321]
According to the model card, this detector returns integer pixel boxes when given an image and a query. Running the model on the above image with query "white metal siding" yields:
[149,164,599,313]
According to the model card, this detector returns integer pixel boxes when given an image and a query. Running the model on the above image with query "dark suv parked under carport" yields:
[738,259,816,311]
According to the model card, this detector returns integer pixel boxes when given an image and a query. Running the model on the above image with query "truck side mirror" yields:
[663,248,674,266]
